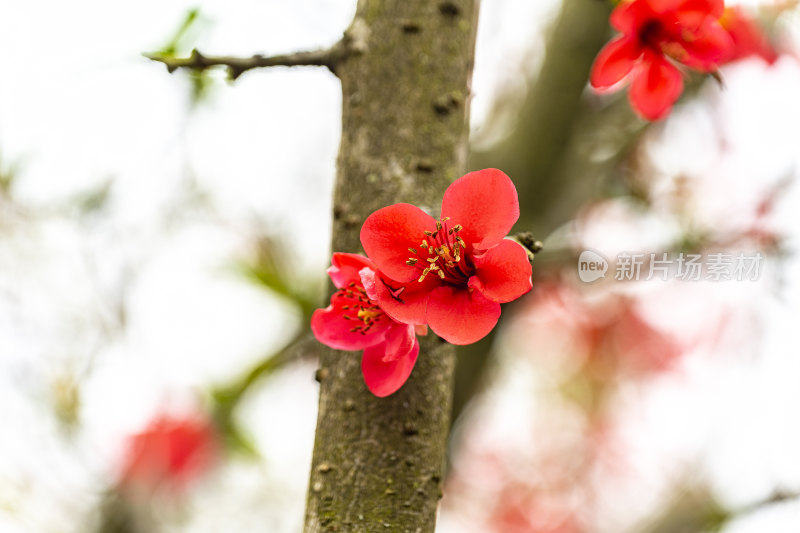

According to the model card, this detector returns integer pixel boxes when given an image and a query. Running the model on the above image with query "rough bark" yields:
[304,1,479,532]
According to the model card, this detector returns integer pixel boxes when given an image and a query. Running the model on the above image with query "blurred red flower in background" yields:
[118,414,218,496]
[516,280,689,377]
[488,483,584,533]
[591,0,734,120]
[360,168,532,345]
[720,6,778,64]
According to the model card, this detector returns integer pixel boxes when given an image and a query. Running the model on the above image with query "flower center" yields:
[336,282,383,335]
[405,217,473,285]
[638,19,665,49]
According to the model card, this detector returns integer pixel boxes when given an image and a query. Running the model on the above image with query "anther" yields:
[427,257,438,263]
[437,270,445,279]
[408,247,418,254]
[420,241,428,249]
[436,221,442,231]
[453,224,462,232]
[406,258,418,265]
[418,267,431,282]
[424,230,435,237]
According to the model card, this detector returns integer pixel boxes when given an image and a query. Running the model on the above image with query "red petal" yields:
[382,322,416,362]
[629,55,684,120]
[361,203,437,283]
[590,36,641,89]
[310,304,387,351]
[426,286,501,345]
[441,169,519,252]
[468,240,533,303]
[328,253,375,289]
[680,20,734,71]
[677,0,724,21]
[611,0,653,33]
[366,270,434,326]
[361,336,419,397]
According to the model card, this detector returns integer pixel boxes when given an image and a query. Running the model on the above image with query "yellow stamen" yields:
[357,307,380,323]
[418,267,431,282]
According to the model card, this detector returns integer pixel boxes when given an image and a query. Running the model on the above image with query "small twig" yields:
[144,39,351,80]
[733,488,800,518]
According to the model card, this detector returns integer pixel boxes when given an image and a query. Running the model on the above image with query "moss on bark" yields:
[304,1,479,532]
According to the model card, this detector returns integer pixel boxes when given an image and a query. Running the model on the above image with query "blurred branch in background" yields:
[470,0,614,235]
[453,0,615,428]
[213,234,322,455]
[637,485,800,533]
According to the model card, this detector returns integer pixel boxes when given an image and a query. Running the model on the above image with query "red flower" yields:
[119,414,217,495]
[591,0,734,120]
[720,6,778,65]
[359,168,532,345]
[311,252,420,397]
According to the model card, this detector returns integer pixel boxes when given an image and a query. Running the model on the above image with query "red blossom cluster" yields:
[518,281,687,377]
[311,169,533,397]
[591,0,777,120]
[117,413,218,496]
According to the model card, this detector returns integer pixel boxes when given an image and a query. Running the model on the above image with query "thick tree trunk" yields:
[304,1,479,532]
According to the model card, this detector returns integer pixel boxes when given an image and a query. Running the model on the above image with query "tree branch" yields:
[144,39,353,79]
[731,489,800,519]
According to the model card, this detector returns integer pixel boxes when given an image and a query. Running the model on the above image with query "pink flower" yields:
[118,414,218,495]
[590,0,734,120]
[311,252,420,397]
[359,168,532,345]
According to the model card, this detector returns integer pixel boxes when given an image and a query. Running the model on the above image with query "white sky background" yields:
[1,1,800,532]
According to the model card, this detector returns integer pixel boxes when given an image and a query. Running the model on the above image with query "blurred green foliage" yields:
[211,235,321,458]
[156,8,215,105]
